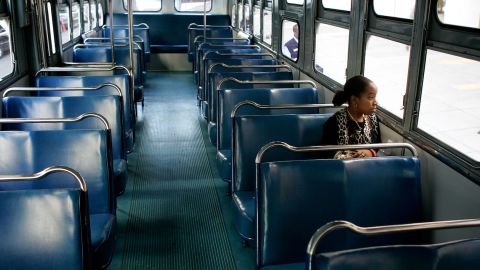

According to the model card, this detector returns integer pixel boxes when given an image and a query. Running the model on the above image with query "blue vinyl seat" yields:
[232,114,331,241]
[103,25,151,62]
[35,75,135,153]
[0,167,90,270]
[188,26,233,61]
[216,87,318,181]
[0,130,116,269]
[256,156,422,269]
[2,95,127,196]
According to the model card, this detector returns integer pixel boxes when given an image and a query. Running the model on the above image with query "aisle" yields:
[108,72,249,269]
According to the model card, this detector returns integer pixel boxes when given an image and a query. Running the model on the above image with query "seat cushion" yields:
[114,158,128,196]
[216,149,231,181]
[232,191,255,241]
[90,213,116,269]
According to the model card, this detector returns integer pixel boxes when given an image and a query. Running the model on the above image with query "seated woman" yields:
[321,75,380,158]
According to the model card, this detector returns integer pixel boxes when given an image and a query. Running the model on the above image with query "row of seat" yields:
[0,23,151,269]
[190,24,480,269]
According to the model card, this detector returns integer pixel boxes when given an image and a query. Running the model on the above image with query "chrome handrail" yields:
[208,64,291,73]
[255,142,418,164]
[217,78,316,90]
[0,113,111,130]
[306,219,480,270]
[84,36,144,43]
[231,102,342,119]
[0,166,88,192]
[102,23,149,29]
[3,83,122,98]
[35,65,131,77]
[188,23,232,29]
[194,36,249,43]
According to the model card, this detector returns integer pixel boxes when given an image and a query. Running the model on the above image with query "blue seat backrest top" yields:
[0,129,112,215]
[0,187,87,269]
[258,157,422,267]
[218,87,317,150]
[234,114,331,192]
[102,26,151,61]
[35,75,133,147]
[314,238,480,270]
[111,14,230,53]
[2,95,125,161]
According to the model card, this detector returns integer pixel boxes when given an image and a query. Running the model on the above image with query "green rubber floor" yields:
[108,72,254,270]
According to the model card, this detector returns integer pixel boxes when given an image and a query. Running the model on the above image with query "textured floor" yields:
[108,72,254,270]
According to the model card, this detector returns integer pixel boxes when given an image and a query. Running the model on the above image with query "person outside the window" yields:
[321,75,381,158]
[282,24,299,61]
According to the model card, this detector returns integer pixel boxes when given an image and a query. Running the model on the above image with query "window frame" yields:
[122,0,162,12]
[280,18,300,63]
[174,0,212,13]
[0,16,15,81]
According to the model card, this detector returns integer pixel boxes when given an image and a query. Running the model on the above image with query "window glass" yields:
[262,9,272,45]
[244,4,251,33]
[97,2,103,27]
[364,35,410,118]
[314,23,349,83]
[374,0,416,20]
[253,6,261,37]
[322,0,351,11]
[175,0,211,12]
[287,0,303,5]
[437,0,480,29]
[71,2,81,38]
[232,4,237,27]
[281,20,299,62]
[238,4,244,31]
[90,2,97,28]
[83,2,90,31]
[47,2,56,54]
[0,18,13,79]
[123,0,162,12]
[59,4,71,45]
[418,50,480,161]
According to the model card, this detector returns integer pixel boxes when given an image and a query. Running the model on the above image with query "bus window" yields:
[90,2,97,29]
[281,20,299,62]
[0,18,13,79]
[322,0,351,11]
[418,50,480,161]
[314,23,349,83]
[59,4,71,45]
[97,2,104,27]
[287,0,303,5]
[373,0,416,20]
[238,4,244,31]
[123,0,161,12]
[47,2,56,55]
[262,9,272,45]
[364,35,410,119]
[253,6,261,37]
[232,4,237,28]
[244,4,251,33]
[175,0,211,12]
[437,0,480,29]
[83,2,90,31]
[72,2,81,39]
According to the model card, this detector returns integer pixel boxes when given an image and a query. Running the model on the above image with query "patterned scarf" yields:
[335,108,379,145]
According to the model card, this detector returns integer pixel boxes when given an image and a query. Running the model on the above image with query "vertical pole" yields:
[34,0,47,68]
[203,0,207,42]
[109,0,115,64]
[127,0,135,104]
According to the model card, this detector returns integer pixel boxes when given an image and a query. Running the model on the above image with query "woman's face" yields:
[353,83,378,115]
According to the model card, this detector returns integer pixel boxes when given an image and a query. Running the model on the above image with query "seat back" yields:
[234,114,331,192]
[35,75,134,152]
[2,95,125,160]
[258,157,422,267]
[188,26,233,60]
[0,170,89,270]
[218,87,317,151]
[102,26,151,61]
[0,130,113,215]
[314,238,480,270]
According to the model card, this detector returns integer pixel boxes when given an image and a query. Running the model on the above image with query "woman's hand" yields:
[352,149,375,158]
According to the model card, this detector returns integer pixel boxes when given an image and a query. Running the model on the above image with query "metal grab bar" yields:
[255,142,419,164]
[217,78,317,90]
[35,65,131,77]
[231,102,343,119]
[201,44,260,49]
[193,36,249,43]
[3,83,123,98]
[0,113,111,130]
[73,42,142,50]
[208,64,291,73]
[204,52,273,61]
[84,36,144,43]
[306,219,480,270]
[0,166,88,192]
[188,23,232,29]
[62,62,115,67]
[102,23,149,29]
